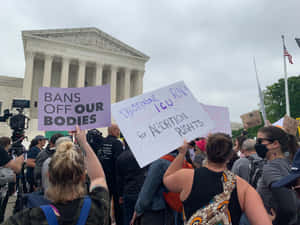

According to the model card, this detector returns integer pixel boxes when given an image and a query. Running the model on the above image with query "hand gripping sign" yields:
[111,81,214,167]
[38,85,111,131]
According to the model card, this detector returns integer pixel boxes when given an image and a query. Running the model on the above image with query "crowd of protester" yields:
[0,122,299,225]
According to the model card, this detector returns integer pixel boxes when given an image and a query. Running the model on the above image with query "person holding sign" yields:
[2,126,110,225]
[130,150,192,225]
[163,133,271,225]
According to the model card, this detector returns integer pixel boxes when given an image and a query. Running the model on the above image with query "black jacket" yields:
[116,150,146,197]
[97,135,123,195]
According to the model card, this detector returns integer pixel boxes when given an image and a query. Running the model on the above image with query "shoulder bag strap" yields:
[222,170,237,194]
[40,205,59,225]
[76,196,92,225]
[182,205,187,222]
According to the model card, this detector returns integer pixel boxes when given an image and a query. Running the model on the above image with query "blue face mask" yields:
[255,143,268,159]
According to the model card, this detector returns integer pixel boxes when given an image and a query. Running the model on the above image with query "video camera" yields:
[0,99,30,156]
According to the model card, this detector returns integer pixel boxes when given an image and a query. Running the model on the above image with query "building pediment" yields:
[22,28,149,61]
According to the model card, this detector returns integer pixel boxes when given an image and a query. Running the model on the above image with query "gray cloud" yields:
[1,0,300,122]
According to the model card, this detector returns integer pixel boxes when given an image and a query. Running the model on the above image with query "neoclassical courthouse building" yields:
[0,27,149,139]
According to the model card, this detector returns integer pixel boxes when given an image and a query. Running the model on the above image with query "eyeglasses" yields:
[256,138,274,145]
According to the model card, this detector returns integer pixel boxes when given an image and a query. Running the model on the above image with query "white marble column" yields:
[95,63,103,86]
[42,54,53,87]
[77,60,86,87]
[124,68,131,99]
[136,70,145,95]
[110,66,118,103]
[60,57,70,88]
[23,51,35,99]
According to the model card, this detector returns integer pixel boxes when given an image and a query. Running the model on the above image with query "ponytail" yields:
[287,134,300,161]
[47,141,85,203]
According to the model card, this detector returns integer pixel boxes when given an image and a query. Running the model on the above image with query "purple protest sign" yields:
[38,85,111,131]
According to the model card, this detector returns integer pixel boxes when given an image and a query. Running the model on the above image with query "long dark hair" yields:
[258,126,299,160]
[29,139,39,150]
[235,135,247,150]
[287,134,300,161]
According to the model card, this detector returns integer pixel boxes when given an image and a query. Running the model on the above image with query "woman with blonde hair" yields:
[163,133,272,225]
[3,126,110,225]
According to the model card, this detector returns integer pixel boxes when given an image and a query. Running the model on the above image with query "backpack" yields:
[183,170,236,225]
[247,156,265,189]
[40,196,91,225]
[161,154,193,212]
[25,191,51,208]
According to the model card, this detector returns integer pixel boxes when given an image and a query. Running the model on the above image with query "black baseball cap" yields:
[34,135,47,141]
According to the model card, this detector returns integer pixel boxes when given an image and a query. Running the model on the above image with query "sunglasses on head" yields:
[256,138,274,145]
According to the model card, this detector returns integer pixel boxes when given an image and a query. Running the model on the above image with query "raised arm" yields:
[163,141,193,200]
[163,140,189,180]
[75,126,108,191]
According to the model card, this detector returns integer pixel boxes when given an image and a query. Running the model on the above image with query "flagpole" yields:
[253,57,267,124]
[281,35,290,116]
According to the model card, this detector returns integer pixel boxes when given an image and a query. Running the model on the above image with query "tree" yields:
[233,76,300,139]
[264,75,300,123]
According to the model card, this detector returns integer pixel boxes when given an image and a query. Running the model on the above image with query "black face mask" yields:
[255,143,268,159]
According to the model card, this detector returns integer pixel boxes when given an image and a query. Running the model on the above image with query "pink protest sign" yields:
[202,104,232,136]
[38,85,111,131]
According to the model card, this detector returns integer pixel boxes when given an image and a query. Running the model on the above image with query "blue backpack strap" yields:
[76,196,92,225]
[40,205,59,225]
[40,196,91,225]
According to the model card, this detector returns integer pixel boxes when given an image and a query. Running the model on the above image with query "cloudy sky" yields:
[1,0,300,123]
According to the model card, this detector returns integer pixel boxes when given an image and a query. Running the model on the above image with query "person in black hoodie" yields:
[34,133,63,190]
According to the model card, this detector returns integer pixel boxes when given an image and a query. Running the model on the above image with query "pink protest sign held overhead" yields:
[38,85,111,131]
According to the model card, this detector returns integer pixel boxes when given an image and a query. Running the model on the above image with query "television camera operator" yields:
[0,137,24,223]
[0,99,30,219]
